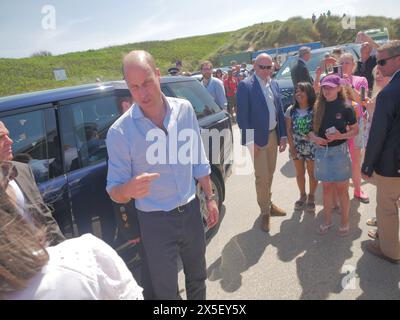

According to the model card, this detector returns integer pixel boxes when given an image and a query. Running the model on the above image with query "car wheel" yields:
[196,171,223,232]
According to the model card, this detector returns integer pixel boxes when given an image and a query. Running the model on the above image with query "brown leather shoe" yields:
[366,241,400,264]
[270,203,286,217]
[261,214,270,232]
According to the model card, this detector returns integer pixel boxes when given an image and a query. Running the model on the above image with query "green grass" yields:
[1,15,398,97]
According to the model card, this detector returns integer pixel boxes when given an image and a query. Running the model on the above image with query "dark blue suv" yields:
[0,77,233,261]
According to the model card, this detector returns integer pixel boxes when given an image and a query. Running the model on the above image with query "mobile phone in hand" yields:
[361,87,366,102]
[325,126,337,135]
[338,65,343,78]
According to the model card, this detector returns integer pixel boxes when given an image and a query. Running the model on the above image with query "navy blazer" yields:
[362,70,400,177]
[290,59,314,87]
[236,75,287,147]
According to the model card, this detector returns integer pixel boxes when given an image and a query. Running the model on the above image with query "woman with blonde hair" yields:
[0,175,143,300]
[308,74,358,236]
[339,53,370,203]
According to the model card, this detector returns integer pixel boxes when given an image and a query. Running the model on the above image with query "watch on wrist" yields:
[205,193,217,202]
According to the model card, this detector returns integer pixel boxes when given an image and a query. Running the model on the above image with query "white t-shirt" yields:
[6,234,143,300]
[8,180,30,222]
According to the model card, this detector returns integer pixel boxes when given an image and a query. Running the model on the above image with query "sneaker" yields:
[368,229,379,239]
[366,217,377,227]
[354,190,369,204]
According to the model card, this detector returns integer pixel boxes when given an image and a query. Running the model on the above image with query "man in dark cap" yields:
[168,67,180,76]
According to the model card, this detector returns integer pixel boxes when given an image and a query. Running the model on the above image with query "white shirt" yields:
[6,234,143,300]
[255,75,277,130]
[8,180,29,222]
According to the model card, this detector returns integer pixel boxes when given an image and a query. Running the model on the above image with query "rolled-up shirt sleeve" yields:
[106,126,133,194]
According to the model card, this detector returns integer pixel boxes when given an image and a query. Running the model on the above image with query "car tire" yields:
[197,171,223,232]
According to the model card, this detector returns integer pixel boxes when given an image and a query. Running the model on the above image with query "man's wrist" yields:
[205,193,217,202]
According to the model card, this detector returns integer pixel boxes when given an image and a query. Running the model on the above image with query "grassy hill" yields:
[1,15,399,97]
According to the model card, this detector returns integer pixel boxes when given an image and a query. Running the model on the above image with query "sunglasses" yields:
[257,64,273,70]
[377,54,400,66]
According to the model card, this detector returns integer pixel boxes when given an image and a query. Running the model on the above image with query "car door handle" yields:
[216,118,228,124]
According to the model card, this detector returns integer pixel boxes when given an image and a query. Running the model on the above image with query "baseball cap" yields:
[320,74,346,88]
[168,67,179,75]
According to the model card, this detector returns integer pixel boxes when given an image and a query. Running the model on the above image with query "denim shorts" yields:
[314,143,352,182]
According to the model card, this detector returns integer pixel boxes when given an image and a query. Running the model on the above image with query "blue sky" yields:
[0,0,398,58]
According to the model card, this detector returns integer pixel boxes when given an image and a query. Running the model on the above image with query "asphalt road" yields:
[179,124,400,300]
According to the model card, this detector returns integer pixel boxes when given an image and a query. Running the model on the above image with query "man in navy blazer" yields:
[362,40,400,264]
[236,53,287,233]
[290,46,313,87]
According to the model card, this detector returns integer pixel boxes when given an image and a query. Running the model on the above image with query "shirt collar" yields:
[255,74,271,87]
[299,58,307,64]
[390,69,400,82]
[131,94,171,120]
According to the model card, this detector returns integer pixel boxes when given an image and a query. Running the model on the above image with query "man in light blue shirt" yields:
[106,50,219,300]
[200,60,227,109]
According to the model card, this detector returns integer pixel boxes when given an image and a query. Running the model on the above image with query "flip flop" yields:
[337,224,350,237]
[317,222,333,235]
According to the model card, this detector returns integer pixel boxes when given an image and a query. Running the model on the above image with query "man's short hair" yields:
[123,50,157,78]
[298,46,311,58]
[200,60,213,71]
[377,40,400,57]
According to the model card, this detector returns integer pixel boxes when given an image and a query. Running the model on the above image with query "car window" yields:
[59,95,119,171]
[275,56,297,79]
[2,109,61,183]
[163,80,221,119]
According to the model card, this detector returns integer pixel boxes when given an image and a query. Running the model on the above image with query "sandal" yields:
[354,190,370,204]
[294,194,307,210]
[366,217,377,227]
[306,195,316,212]
[337,224,350,237]
[368,229,379,239]
[317,222,333,235]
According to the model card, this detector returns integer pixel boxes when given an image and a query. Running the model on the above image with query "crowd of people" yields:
[235,33,400,264]
[1,31,399,300]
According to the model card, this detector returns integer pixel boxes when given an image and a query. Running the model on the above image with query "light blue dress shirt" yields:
[106,96,211,212]
[255,74,277,131]
[202,77,227,109]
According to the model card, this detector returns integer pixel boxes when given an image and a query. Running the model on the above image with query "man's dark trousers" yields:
[137,198,206,300]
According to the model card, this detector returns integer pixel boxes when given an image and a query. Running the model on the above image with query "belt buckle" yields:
[177,205,184,213]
